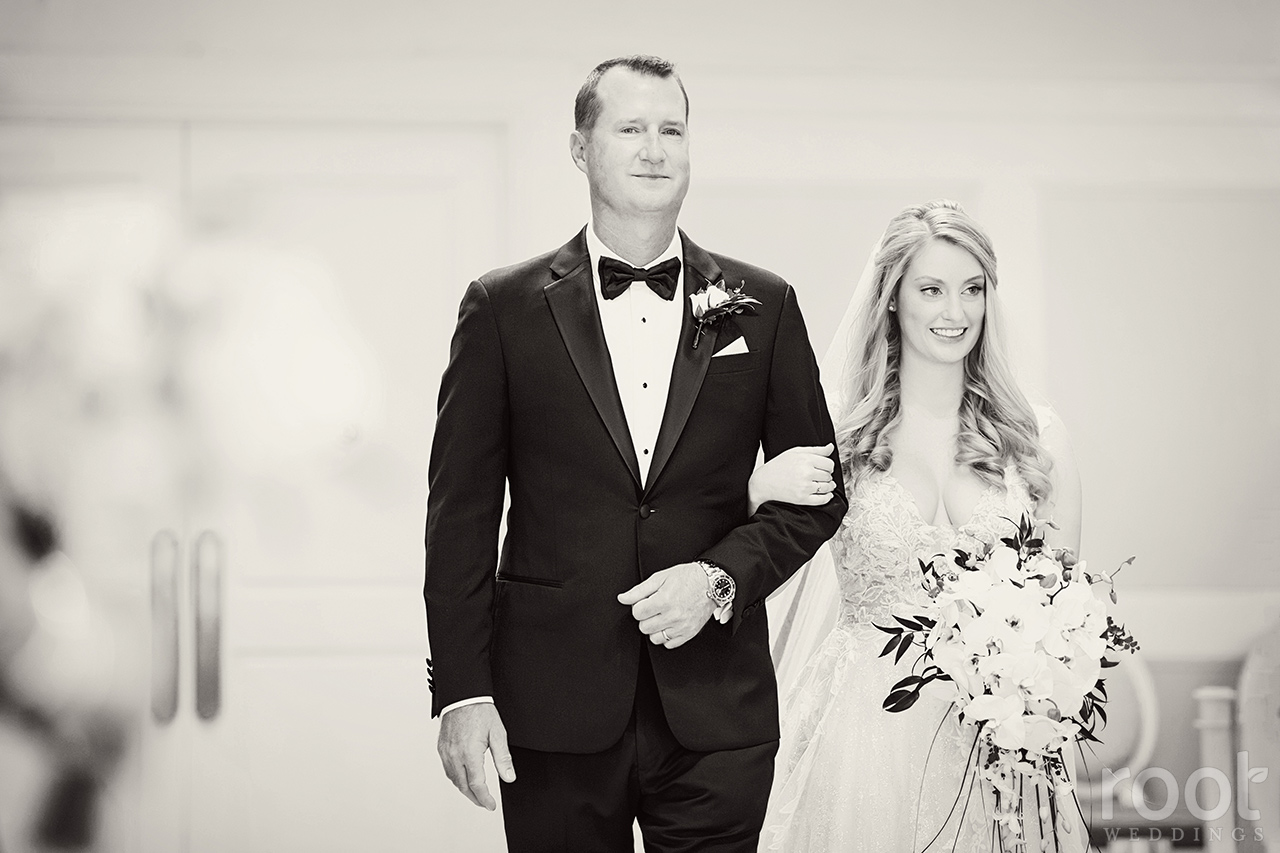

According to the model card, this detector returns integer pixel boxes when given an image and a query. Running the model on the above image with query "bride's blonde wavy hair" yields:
[833,200,1052,505]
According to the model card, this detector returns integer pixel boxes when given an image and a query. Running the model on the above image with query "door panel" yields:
[179,124,507,852]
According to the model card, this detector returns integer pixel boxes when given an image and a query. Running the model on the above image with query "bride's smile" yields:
[895,237,987,366]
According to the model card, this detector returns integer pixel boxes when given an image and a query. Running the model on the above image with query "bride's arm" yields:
[1039,416,1082,555]
[746,444,837,516]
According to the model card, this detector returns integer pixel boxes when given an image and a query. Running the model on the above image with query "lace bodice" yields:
[829,464,1034,639]
[765,439,1084,852]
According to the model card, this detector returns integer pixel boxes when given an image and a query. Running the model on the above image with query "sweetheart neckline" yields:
[876,470,1005,532]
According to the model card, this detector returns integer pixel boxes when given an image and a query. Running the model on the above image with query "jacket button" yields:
[639,504,652,519]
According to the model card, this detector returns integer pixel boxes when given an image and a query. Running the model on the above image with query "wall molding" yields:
[2,54,1278,127]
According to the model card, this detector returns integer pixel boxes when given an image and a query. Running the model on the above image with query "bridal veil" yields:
[767,233,882,699]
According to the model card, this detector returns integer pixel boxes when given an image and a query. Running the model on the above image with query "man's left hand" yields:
[617,562,725,649]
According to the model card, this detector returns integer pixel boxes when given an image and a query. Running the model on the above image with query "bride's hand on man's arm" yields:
[747,443,837,516]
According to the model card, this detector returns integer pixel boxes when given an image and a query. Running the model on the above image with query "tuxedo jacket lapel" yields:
[645,230,720,495]
[544,229,643,489]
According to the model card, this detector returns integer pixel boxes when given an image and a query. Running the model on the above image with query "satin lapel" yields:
[544,230,642,489]
[644,230,722,495]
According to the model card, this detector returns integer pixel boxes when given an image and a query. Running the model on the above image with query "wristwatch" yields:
[697,560,736,609]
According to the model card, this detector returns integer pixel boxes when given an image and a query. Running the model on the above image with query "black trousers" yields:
[499,654,778,853]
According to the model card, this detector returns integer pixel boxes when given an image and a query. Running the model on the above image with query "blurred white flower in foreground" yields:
[0,185,382,850]
[168,236,380,482]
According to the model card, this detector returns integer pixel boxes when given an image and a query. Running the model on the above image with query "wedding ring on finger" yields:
[661,629,671,642]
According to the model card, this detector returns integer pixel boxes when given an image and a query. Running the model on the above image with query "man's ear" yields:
[569,130,589,175]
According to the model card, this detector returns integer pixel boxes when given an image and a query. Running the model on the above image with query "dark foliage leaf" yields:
[894,635,914,664]
[884,688,922,713]
[890,674,923,691]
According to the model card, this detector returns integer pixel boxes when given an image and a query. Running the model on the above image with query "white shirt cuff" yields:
[441,696,494,716]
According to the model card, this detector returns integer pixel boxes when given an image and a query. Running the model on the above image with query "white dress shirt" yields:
[586,224,684,486]
[439,224,686,718]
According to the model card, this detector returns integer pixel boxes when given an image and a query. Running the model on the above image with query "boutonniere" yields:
[689,277,761,349]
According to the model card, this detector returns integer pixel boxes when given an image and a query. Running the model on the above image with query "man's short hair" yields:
[574,55,689,135]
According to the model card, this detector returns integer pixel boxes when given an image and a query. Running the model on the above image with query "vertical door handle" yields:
[193,530,223,721]
[149,530,180,724]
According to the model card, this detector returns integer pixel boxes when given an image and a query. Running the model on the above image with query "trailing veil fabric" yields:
[766,235,880,698]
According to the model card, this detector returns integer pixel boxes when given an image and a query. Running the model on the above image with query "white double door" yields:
[0,120,510,853]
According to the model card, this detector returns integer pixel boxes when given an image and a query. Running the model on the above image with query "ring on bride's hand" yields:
[661,629,671,642]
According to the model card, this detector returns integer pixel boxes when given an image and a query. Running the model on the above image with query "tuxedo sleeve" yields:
[424,280,508,717]
[699,284,847,632]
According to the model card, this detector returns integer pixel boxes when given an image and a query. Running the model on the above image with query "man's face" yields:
[572,68,690,221]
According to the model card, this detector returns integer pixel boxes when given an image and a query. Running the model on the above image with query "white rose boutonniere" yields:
[689,277,761,349]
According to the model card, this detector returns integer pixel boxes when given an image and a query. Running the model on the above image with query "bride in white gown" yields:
[747,200,1085,852]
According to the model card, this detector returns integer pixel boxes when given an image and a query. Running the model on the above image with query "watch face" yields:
[712,575,733,603]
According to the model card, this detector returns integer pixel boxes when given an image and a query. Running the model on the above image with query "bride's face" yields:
[893,238,986,368]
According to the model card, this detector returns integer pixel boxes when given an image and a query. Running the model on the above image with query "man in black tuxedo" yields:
[424,55,846,852]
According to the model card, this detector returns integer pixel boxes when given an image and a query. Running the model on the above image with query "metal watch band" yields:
[697,560,735,606]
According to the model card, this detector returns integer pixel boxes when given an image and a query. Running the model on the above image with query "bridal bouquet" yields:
[876,514,1137,849]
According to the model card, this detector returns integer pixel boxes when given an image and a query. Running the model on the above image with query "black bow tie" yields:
[598,256,681,301]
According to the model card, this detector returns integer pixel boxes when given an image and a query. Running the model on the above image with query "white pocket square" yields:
[713,336,749,357]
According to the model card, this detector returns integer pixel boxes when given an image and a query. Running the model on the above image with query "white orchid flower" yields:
[964,584,1050,656]
[1045,654,1096,719]
[983,546,1022,584]
[936,566,994,608]
[1021,713,1075,755]
[967,693,1024,726]
[980,651,1054,703]
[933,641,984,697]
[1043,580,1108,659]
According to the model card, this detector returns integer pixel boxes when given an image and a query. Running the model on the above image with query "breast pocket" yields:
[705,351,761,376]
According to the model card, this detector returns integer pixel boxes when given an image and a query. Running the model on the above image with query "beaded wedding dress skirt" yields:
[762,465,1085,852]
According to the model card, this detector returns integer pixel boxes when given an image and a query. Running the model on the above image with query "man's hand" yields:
[617,562,720,648]
[437,703,516,810]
